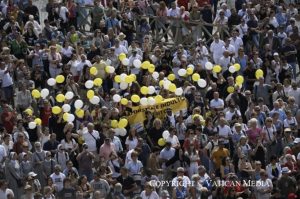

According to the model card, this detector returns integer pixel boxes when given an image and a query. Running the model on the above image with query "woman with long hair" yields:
[125,128,139,151]
[184,143,200,178]
[77,175,93,199]
[148,118,164,148]
[220,157,235,179]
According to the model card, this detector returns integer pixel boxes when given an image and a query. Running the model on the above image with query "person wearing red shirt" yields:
[1,104,16,134]
[40,100,52,127]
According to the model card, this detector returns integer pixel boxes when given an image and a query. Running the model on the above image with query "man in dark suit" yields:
[260,30,281,54]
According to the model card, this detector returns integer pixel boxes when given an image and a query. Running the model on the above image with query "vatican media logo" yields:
[149,180,271,188]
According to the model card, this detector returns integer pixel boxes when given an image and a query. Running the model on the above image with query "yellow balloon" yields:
[52,106,62,114]
[159,80,164,87]
[114,75,121,83]
[25,108,33,116]
[168,74,176,81]
[141,61,150,69]
[105,66,111,73]
[94,78,103,86]
[63,113,69,121]
[90,67,97,75]
[125,75,133,83]
[187,67,194,75]
[255,69,264,79]
[148,64,155,73]
[31,89,41,98]
[87,90,95,99]
[213,65,222,73]
[121,98,128,105]
[111,120,118,128]
[169,83,176,92]
[236,75,244,84]
[75,109,84,118]
[155,95,163,103]
[192,114,200,120]
[56,75,65,83]
[234,63,241,71]
[118,118,128,128]
[158,138,166,146]
[118,53,126,61]
[34,118,42,125]
[141,86,149,95]
[130,74,136,82]
[192,73,200,82]
[131,95,140,103]
[56,94,65,103]
[227,86,235,93]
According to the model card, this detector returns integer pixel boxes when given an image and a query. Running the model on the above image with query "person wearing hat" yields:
[22,184,34,199]
[118,32,128,49]
[171,167,191,189]
[27,171,41,193]
[277,167,297,198]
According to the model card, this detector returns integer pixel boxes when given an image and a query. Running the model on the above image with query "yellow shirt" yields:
[211,148,230,169]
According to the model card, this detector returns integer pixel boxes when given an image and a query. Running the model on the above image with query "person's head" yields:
[120,167,128,176]
[153,118,162,129]
[50,133,56,141]
[87,123,94,132]
[198,165,206,176]
[255,161,262,169]
[177,167,185,176]
[35,141,42,151]
[78,175,87,185]
[270,155,277,164]
[213,92,219,99]
[165,141,172,150]
[144,182,154,193]
[63,177,72,188]
[54,165,61,174]
[248,118,258,129]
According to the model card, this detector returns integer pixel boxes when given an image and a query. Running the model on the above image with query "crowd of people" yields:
[0,0,300,198]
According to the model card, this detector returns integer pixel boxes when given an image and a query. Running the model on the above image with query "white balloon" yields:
[120,82,128,90]
[175,88,183,96]
[62,104,71,112]
[133,59,142,68]
[65,91,74,100]
[41,88,49,99]
[120,73,127,82]
[187,64,194,70]
[197,79,207,88]
[105,59,111,66]
[163,80,171,90]
[178,69,187,76]
[229,65,236,73]
[148,97,156,105]
[152,72,159,79]
[74,100,83,109]
[67,114,75,122]
[205,62,213,70]
[148,86,155,95]
[140,97,148,106]
[162,130,170,140]
[28,122,36,129]
[85,80,94,89]
[113,94,121,102]
[119,128,127,136]
[107,66,115,74]
[122,58,130,66]
[150,55,157,63]
[90,96,100,104]
[47,78,56,86]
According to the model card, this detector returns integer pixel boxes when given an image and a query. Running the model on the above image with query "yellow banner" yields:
[127,97,188,126]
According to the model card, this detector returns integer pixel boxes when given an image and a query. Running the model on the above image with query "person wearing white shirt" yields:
[214,118,233,145]
[167,2,180,37]
[0,180,14,199]
[166,127,180,148]
[114,39,128,56]
[125,151,143,176]
[210,92,224,110]
[218,51,235,71]
[255,170,273,199]
[159,142,175,169]
[140,182,159,199]
[50,165,66,192]
[210,35,225,64]
[76,54,92,75]
[230,30,243,56]
[288,82,300,106]
[108,129,123,153]
[81,123,100,155]
[129,50,142,74]
[24,15,42,35]
[171,167,191,188]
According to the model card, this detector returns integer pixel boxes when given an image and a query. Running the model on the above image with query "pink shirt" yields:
[246,128,261,145]
[99,143,116,160]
